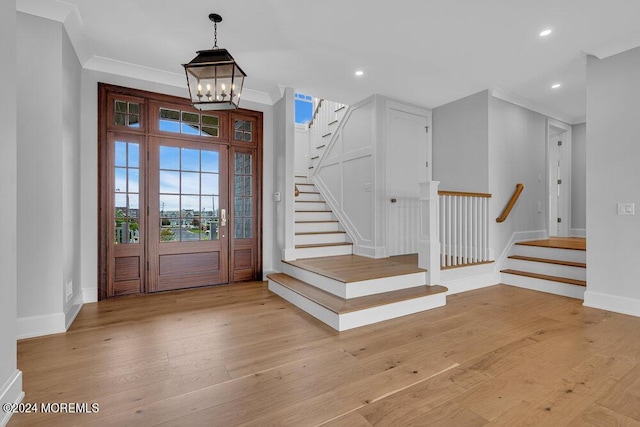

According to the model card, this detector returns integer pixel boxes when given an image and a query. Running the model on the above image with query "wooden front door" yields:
[147,137,229,292]
[99,84,262,299]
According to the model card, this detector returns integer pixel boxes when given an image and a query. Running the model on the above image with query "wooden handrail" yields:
[438,190,492,198]
[496,183,524,223]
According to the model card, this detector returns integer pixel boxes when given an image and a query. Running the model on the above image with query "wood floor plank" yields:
[10,282,640,426]
[568,404,640,426]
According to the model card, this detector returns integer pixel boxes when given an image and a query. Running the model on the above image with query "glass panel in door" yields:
[148,137,228,292]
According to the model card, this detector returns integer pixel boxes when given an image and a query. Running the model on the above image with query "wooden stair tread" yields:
[295,210,333,213]
[296,220,338,223]
[295,242,352,249]
[516,238,586,251]
[296,200,326,203]
[294,175,307,178]
[316,145,326,149]
[268,273,447,314]
[501,269,586,287]
[508,255,586,268]
[298,191,320,194]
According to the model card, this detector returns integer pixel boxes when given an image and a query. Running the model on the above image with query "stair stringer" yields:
[310,95,384,258]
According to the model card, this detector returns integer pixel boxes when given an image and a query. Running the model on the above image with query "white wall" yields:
[571,122,586,231]
[584,48,640,317]
[271,89,295,264]
[488,96,547,261]
[0,0,23,421]
[314,95,431,258]
[17,14,66,337]
[79,70,276,298]
[316,96,377,256]
[433,91,489,193]
[294,126,309,177]
[61,24,83,326]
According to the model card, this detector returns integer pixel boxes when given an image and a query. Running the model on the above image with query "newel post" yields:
[418,181,440,285]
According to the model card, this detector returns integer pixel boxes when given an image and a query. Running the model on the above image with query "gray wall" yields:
[571,122,586,230]
[0,0,21,415]
[488,96,547,260]
[17,14,65,329]
[433,90,489,192]
[584,47,640,316]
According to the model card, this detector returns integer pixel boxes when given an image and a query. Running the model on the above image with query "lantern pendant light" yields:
[183,13,246,110]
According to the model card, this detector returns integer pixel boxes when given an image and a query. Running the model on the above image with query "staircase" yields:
[268,255,447,331]
[307,99,347,173]
[501,238,586,299]
[294,175,353,259]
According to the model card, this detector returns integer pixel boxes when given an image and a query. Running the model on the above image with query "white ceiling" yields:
[18,0,640,124]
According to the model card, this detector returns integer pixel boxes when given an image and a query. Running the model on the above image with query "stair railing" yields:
[496,183,524,223]
[438,189,492,268]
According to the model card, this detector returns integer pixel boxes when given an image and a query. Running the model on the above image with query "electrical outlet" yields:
[537,201,542,213]
[617,203,635,215]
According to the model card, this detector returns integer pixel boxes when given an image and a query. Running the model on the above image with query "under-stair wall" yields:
[311,95,432,259]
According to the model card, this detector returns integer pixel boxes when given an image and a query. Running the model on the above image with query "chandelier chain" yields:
[213,21,218,49]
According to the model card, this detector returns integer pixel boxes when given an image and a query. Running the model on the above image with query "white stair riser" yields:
[296,192,323,201]
[295,222,340,233]
[294,244,352,259]
[512,245,586,263]
[295,201,328,211]
[282,263,426,298]
[502,273,585,300]
[268,280,446,332]
[507,259,586,281]
[295,183,315,191]
[295,233,347,246]
[282,263,346,297]
[295,211,335,222]
[268,280,339,330]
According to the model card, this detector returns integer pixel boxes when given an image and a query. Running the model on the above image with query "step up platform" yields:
[268,254,447,331]
[502,237,587,299]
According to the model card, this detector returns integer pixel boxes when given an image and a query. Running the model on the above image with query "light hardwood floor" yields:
[11,282,640,426]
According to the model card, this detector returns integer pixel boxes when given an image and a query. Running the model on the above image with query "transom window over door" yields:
[98,84,262,300]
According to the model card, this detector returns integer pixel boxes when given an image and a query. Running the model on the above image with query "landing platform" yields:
[283,254,423,283]
[517,237,586,251]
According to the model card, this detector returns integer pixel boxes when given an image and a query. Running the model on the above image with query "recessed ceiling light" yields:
[551,83,561,89]
[355,70,364,77]
[539,29,552,37]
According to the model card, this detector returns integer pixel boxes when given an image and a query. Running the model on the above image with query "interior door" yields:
[147,136,229,292]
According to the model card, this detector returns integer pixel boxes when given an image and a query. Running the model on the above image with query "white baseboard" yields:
[0,370,23,427]
[496,230,548,271]
[570,228,586,238]
[584,291,640,318]
[17,312,66,340]
[65,291,84,330]
[82,287,97,303]
[442,272,501,295]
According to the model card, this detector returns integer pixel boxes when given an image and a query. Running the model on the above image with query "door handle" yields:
[220,208,226,227]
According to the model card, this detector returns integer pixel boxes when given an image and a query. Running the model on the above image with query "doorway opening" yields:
[546,119,572,237]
